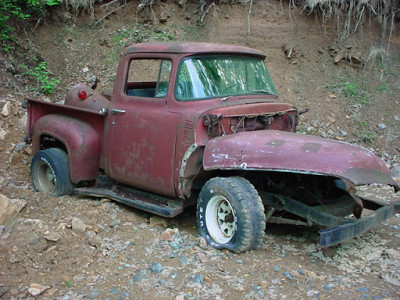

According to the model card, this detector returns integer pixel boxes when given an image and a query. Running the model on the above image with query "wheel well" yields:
[39,135,67,153]
[192,170,347,206]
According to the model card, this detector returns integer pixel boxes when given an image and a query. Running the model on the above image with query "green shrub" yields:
[20,61,60,94]
[0,0,60,52]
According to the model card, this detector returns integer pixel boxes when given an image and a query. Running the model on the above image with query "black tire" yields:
[197,177,266,253]
[31,148,74,196]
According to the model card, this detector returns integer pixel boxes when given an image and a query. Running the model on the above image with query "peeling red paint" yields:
[203,130,398,189]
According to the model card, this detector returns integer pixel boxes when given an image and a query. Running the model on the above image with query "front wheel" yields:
[31,148,74,196]
[197,177,266,253]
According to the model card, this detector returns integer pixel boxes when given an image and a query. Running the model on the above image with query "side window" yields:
[155,60,172,98]
[125,58,172,98]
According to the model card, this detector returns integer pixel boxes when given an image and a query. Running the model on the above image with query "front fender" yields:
[203,130,399,190]
[32,114,100,184]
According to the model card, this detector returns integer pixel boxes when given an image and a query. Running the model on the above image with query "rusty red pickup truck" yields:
[25,42,400,253]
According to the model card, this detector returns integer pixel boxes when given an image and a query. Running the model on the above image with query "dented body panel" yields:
[203,130,398,189]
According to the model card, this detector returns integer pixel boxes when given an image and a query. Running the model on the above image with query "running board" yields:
[74,186,184,218]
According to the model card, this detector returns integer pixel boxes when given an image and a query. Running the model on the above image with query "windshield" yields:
[175,55,277,101]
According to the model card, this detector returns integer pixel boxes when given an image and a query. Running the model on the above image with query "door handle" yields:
[111,108,126,114]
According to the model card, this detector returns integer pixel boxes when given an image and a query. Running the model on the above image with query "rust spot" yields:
[267,139,285,147]
[301,143,322,153]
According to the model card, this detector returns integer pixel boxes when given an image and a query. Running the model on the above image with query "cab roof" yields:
[124,42,266,59]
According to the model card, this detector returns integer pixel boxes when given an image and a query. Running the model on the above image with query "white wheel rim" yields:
[37,161,56,194]
[205,195,237,244]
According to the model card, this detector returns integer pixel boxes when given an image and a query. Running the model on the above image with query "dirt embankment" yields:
[1,1,400,299]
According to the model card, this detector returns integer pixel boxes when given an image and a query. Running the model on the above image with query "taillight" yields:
[78,90,87,100]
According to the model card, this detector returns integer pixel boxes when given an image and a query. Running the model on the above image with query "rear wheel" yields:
[31,148,74,196]
[197,177,265,253]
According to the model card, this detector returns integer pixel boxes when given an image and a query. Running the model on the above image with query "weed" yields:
[358,131,375,144]
[20,61,60,94]
[378,85,388,91]
[327,76,370,105]
[0,0,61,53]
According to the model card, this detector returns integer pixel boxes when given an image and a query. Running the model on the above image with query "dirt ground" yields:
[1,1,400,299]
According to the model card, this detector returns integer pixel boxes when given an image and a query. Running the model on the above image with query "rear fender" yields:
[32,114,100,184]
[203,130,399,191]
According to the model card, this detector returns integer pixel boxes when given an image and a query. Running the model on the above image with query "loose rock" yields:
[0,195,26,225]
[71,217,87,233]
[44,232,61,242]
[0,128,6,140]
[149,262,163,273]
[192,274,204,283]
[149,216,167,227]
[1,101,10,116]
[14,142,26,152]
[385,249,400,260]
[28,283,51,296]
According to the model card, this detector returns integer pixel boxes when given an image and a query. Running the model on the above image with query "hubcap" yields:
[36,161,56,194]
[205,195,236,244]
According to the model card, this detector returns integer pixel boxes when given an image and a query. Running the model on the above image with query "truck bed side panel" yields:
[27,99,105,183]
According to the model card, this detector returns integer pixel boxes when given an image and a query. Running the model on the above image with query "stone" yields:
[198,237,208,249]
[149,262,163,273]
[160,10,168,23]
[44,232,61,242]
[391,165,400,178]
[82,67,89,73]
[283,271,293,280]
[179,255,189,265]
[160,230,173,241]
[334,50,346,63]
[260,281,268,289]
[340,130,348,137]
[109,220,121,228]
[377,123,386,130]
[395,115,400,122]
[385,249,400,260]
[306,126,315,133]
[196,252,209,263]
[351,52,363,64]
[15,142,26,152]
[0,128,6,140]
[87,236,102,248]
[28,283,51,296]
[1,101,10,116]
[0,195,26,225]
[192,274,204,283]
[160,228,178,241]
[0,286,9,298]
[328,93,337,99]
[149,216,167,227]
[318,129,327,138]
[71,217,87,232]
[18,114,27,128]
[28,233,40,245]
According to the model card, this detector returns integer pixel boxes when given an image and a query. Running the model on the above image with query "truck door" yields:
[104,57,180,196]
